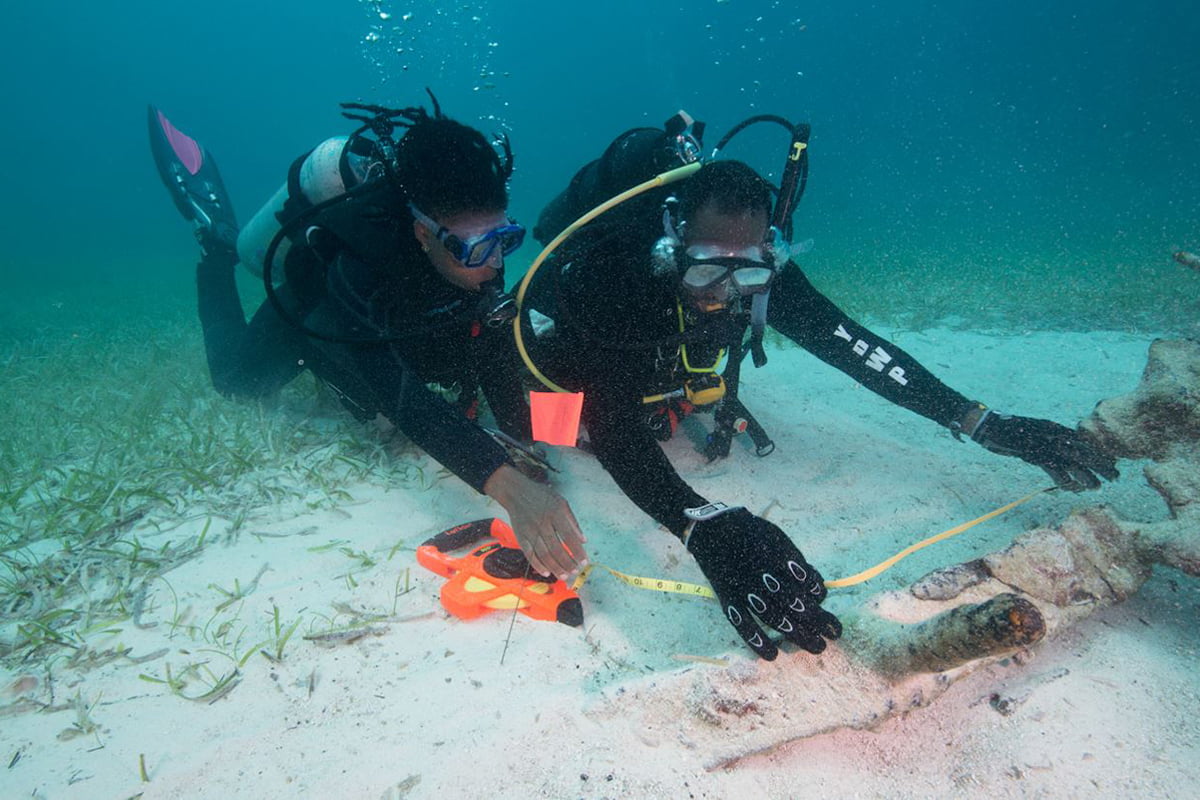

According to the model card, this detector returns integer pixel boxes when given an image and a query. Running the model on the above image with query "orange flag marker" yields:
[529,391,583,447]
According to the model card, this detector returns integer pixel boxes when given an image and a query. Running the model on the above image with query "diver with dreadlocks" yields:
[149,92,587,580]
[518,112,1118,660]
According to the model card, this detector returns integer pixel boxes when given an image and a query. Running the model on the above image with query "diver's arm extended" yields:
[766,262,977,427]
[304,323,514,492]
[300,275,589,573]
[766,263,1117,490]
[583,383,708,536]
[308,327,589,573]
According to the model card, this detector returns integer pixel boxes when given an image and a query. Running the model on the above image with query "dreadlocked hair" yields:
[678,160,773,222]
[389,105,511,219]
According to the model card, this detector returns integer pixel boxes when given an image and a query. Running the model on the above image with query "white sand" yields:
[3,328,1197,799]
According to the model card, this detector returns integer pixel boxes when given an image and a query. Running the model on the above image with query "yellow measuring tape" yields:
[823,487,1053,588]
[571,563,715,597]
[572,487,1054,597]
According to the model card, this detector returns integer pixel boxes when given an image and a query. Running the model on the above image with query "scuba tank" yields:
[532,111,704,246]
[236,136,372,278]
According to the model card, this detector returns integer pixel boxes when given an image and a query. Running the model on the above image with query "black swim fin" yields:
[148,104,238,249]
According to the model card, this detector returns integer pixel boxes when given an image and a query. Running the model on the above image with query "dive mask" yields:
[680,244,777,302]
[410,203,526,268]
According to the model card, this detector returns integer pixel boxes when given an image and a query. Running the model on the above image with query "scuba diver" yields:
[149,93,587,581]
[516,111,1119,661]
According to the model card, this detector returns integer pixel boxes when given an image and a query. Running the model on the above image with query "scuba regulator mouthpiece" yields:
[478,283,517,328]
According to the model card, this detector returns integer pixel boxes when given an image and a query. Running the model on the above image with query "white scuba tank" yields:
[236,136,369,278]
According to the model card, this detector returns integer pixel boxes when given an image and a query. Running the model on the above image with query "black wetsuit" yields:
[196,176,524,494]
[521,222,978,536]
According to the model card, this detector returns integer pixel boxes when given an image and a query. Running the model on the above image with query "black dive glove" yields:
[685,505,841,660]
[967,409,1118,491]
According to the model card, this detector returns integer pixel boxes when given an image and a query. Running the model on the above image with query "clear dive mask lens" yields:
[680,261,731,292]
[729,266,775,293]
[680,247,777,300]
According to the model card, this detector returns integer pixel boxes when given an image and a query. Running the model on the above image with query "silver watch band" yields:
[682,501,744,545]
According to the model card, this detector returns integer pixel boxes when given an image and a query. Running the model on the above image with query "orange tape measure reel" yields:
[416,518,583,627]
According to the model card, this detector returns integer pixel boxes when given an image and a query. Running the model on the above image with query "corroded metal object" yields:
[885,593,1045,676]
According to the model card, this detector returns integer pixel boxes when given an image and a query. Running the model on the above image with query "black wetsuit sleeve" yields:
[475,323,533,441]
[303,332,511,494]
[195,246,308,398]
[298,274,511,494]
[528,238,707,536]
[576,355,707,537]
[766,263,977,427]
[198,243,509,494]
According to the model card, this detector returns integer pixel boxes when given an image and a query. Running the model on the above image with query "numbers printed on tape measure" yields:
[583,564,716,599]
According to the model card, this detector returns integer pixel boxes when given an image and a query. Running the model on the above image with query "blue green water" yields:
[0,7,1198,790]
[2,0,1197,334]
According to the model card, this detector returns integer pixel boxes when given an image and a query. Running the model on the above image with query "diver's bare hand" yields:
[482,464,588,580]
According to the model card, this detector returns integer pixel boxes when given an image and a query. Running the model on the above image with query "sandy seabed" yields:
[2,327,1197,799]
